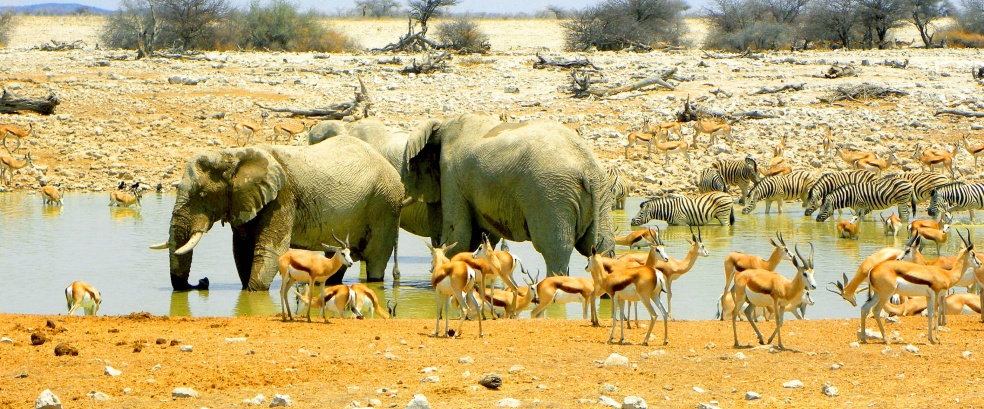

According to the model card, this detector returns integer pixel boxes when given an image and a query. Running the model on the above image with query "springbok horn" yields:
[794,243,806,266]
[331,229,345,247]
[421,238,434,251]
[149,241,169,250]
[345,233,351,248]
[174,232,203,255]
[808,242,815,268]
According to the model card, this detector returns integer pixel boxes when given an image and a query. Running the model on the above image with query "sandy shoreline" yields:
[2,313,982,408]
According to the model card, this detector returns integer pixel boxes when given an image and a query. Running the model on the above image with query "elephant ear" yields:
[225,148,286,226]
[403,118,443,203]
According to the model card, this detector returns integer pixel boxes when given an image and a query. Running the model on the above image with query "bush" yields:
[0,12,14,47]
[436,18,490,51]
[705,21,793,51]
[940,27,984,47]
[959,0,984,34]
[237,0,354,52]
[562,0,689,51]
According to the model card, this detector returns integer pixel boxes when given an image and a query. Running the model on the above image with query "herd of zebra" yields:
[605,157,984,226]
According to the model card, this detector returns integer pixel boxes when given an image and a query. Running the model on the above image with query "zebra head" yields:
[927,193,948,217]
[630,197,660,226]
[815,199,834,222]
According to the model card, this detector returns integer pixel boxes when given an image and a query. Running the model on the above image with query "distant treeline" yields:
[0,3,112,15]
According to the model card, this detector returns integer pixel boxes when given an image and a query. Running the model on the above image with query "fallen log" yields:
[401,52,451,75]
[532,52,600,70]
[0,88,60,115]
[748,83,805,95]
[819,83,908,103]
[934,109,984,118]
[702,50,763,59]
[676,96,699,122]
[255,76,371,120]
[36,39,85,51]
[710,88,733,98]
[570,67,676,98]
[882,59,909,69]
[823,64,858,78]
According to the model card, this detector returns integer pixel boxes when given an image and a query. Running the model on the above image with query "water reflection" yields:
[0,193,978,319]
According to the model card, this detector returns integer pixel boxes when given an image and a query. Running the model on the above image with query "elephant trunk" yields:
[167,203,211,291]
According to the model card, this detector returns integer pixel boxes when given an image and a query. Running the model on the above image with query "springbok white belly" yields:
[745,290,787,308]
[553,291,585,304]
[615,284,642,302]
[65,289,97,310]
[288,266,313,283]
[894,279,935,298]
[955,270,976,288]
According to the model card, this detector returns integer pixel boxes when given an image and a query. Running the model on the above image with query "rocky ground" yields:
[3,313,984,409]
[1,17,983,196]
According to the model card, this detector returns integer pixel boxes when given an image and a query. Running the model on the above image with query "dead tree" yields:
[36,39,86,51]
[400,52,451,74]
[676,96,699,122]
[532,52,600,70]
[255,76,372,120]
[935,109,984,118]
[0,88,60,115]
[882,59,909,69]
[823,64,858,78]
[570,68,676,98]
[748,83,805,95]
[376,0,460,52]
[973,66,984,80]
[709,88,733,98]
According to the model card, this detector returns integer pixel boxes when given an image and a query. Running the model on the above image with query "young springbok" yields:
[691,118,732,146]
[730,243,816,349]
[720,232,793,315]
[625,118,656,158]
[233,116,265,147]
[109,188,143,208]
[0,151,32,185]
[528,274,595,320]
[652,132,691,163]
[587,247,670,346]
[836,216,860,240]
[277,231,355,322]
[41,183,63,206]
[292,284,362,319]
[272,120,310,145]
[65,281,102,316]
[880,212,902,236]
[962,135,984,168]
[614,227,659,250]
[482,269,539,318]
[619,226,709,319]
[861,229,980,344]
[471,234,523,318]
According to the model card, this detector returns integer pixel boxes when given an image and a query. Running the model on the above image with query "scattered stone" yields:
[622,396,648,409]
[172,387,198,398]
[830,363,842,370]
[693,387,705,393]
[458,356,474,364]
[504,86,520,94]
[508,365,525,374]
[603,353,629,367]
[384,352,398,360]
[86,391,111,401]
[54,343,78,356]
[479,374,503,389]
[849,342,860,348]
[697,403,721,409]
[734,352,745,360]
[420,367,438,373]
[598,395,621,408]
[704,342,716,349]
[421,375,440,383]
[600,383,619,393]
[905,344,919,354]
[180,345,193,352]
[35,389,61,409]
[31,332,47,346]
[369,398,382,407]
[783,380,804,389]
[963,351,972,359]
[244,394,266,406]
[497,398,522,407]
[270,394,292,407]
[226,337,248,343]
[156,338,167,345]
[152,364,162,371]
[406,394,431,409]
[2,337,12,343]
[822,382,839,397]
[104,366,122,377]
[745,391,761,400]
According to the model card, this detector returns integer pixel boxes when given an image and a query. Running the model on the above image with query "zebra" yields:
[606,168,634,210]
[803,170,876,217]
[712,157,759,203]
[927,182,984,223]
[741,171,816,214]
[814,177,916,222]
[630,192,734,226]
[695,167,729,194]
[891,171,948,205]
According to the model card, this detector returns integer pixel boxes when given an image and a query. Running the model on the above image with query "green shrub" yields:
[436,18,490,51]
[0,12,15,47]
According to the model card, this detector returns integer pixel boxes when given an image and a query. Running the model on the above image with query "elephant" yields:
[152,136,405,291]
[308,118,443,279]
[402,113,616,275]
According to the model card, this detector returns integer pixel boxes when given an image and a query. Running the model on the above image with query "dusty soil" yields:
[2,313,983,408]
[1,16,982,196]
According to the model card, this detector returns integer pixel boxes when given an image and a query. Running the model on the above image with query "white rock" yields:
[406,394,431,409]
[1,337,12,343]
[822,382,839,397]
[421,375,440,383]
[603,353,629,367]
[458,356,474,364]
[849,342,860,348]
[697,403,721,409]
[244,394,266,406]
[905,344,919,353]
[369,398,382,407]
[508,365,525,374]
[622,396,648,409]
[35,389,62,409]
[225,337,248,343]
[830,363,842,370]
[745,391,761,400]
[384,352,398,360]
[420,366,438,373]
[693,387,705,393]
[600,383,619,393]
[963,351,972,359]
[152,364,162,371]
[104,366,122,377]
[269,394,292,407]
[734,352,746,360]
[87,391,111,401]
[497,398,522,407]
[598,395,621,408]
[180,345,193,352]
[172,387,198,398]
[783,380,804,388]
[123,388,131,394]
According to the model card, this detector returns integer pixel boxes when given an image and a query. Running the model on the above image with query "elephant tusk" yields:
[149,241,169,250]
[175,232,204,255]
[401,196,416,207]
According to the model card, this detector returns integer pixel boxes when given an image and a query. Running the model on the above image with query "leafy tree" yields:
[563,0,689,51]
[354,0,400,17]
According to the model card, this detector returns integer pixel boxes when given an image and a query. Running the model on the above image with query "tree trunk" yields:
[0,89,60,115]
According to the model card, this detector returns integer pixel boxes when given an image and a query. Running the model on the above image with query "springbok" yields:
[730,243,816,349]
[691,118,732,146]
[619,226,709,319]
[836,216,860,240]
[276,231,355,322]
[720,232,793,315]
[65,281,102,316]
[880,212,902,237]
[0,151,32,186]
[587,246,669,346]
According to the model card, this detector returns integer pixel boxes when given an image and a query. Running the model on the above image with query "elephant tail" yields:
[578,170,614,257]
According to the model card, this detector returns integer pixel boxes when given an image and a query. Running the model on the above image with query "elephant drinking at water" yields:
[151,136,405,291]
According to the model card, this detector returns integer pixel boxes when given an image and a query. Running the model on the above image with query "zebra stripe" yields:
[712,157,759,199]
[804,170,876,216]
[927,182,984,221]
[696,168,729,194]
[742,171,815,214]
[606,168,634,210]
[891,171,948,204]
[815,177,916,222]
[630,192,734,226]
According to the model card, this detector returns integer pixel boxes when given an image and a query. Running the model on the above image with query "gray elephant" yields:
[308,119,443,279]
[403,113,616,275]
[152,136,404,291]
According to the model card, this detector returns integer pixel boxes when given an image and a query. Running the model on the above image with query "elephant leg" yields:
[364,217,400,282]
[530,219,576,276]
[232,225,256,289]
[391,228,401,282]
